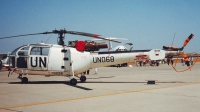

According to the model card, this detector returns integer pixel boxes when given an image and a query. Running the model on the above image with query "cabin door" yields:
[28,47,49,70]
[47,47,70,76]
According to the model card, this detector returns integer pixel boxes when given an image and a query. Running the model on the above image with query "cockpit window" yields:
[30,47,50,56]
[11,45,26,55]
[18,47,29,56]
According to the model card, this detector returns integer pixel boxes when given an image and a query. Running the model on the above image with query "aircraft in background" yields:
[0,53,10,70]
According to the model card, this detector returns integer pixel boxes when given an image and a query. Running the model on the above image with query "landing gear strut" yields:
[18,74,22,79]
[18,74,28,83]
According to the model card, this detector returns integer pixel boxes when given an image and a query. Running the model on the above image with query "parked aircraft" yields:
[0,29,194,85]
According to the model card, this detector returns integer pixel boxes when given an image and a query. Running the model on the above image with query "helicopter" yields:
[0,29,194,85]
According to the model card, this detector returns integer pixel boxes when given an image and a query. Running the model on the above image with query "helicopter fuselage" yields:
[9,44,169,77]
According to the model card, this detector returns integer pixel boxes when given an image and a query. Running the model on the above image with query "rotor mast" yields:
[56,30,65,46]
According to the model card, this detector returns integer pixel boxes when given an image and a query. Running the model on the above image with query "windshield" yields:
[11,45,27,55]
[11,45,30,56]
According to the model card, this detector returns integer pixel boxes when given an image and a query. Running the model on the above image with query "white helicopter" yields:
[0,29,194,85]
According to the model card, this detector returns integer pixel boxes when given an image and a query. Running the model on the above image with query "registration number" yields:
[51,72,63,75]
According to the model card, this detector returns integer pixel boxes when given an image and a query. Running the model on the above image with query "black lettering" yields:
[106,56,110,62]
[93,56,115,63]
[39,57,46,67]
[102,57,105,63]
[31,57,37,67]
[97,57,101,63]
[52,72,63,75]
[110,56,114,62]
[93,57,97,63]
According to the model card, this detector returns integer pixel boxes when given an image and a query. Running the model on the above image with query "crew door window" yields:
[30,47,50,56]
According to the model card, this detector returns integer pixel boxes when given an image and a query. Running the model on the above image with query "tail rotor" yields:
[163,34,197,72]
[163,34,194,51]
[179,34,194,67]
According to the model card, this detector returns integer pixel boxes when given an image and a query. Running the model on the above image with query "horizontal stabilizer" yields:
[163,46,183,51]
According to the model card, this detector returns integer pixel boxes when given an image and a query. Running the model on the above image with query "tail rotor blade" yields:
[183,34,194,48]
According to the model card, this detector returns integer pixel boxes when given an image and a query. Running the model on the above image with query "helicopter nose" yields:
[0,60,2,70]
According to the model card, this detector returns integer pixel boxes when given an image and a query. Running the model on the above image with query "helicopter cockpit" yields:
[10,44,51,69]
[10,45,29,68]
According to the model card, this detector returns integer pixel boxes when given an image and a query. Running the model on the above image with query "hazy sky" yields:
[0,0,200,53]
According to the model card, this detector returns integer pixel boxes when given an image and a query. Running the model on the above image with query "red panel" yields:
[136,54,147,58]
[92,34,100,38]
[76,41,85,51]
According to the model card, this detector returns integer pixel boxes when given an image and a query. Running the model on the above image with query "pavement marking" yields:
[1,82,200,111]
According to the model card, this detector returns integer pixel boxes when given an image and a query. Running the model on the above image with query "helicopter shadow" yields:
[8,80,185,90]
[8,81,93,91]
[87,76,115,79]
[7,76,116,90]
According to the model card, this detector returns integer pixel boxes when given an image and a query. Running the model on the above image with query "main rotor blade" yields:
[0,32,49,39]
[92,37,128,41]
[0,29,121,43]
[64,31,121,43]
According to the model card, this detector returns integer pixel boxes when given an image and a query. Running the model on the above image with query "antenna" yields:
[171,33,176,46]
[45,35,52,43]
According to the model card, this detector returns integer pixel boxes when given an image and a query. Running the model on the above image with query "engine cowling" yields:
[69,40,108,52]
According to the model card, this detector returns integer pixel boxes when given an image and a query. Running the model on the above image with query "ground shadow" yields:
[8,81,93,90]
[7,80,186,90]
[87,76,115,79]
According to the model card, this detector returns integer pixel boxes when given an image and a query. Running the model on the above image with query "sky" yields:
[0,0,200,54]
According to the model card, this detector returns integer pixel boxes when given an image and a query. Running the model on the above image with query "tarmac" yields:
[0,63,200,112]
